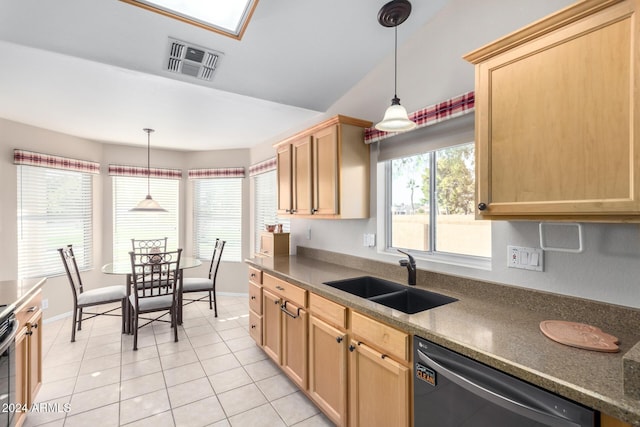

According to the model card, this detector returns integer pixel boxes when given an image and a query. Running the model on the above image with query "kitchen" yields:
[1,0,640,426]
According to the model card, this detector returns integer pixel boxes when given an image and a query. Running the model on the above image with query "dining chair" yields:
[58,245,127,342]
[182,239,225,317]
[128,248,182,350]
[131,237,168,255]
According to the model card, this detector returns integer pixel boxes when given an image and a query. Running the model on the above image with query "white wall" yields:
[251,0,640,309]
[1,119,251,319]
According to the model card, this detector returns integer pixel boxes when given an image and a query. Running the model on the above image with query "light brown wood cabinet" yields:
[15,290,43,427]
[308,294,348,427]
[248,268,263,346]
[601,413,633,427]
[349,340,410,427]
[261,274,308,389]
[464,0,640,220]
[275,115,372,219]
[258,232,289,257]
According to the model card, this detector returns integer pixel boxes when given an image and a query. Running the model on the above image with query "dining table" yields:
[101,256,202,333]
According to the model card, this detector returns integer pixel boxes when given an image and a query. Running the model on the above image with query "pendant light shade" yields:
[130,128,167,212]
[375,0,416,133]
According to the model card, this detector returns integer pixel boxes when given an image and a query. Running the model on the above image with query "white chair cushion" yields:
[130,294,174,312]
[182,277,213,292]
[78,285,127,305]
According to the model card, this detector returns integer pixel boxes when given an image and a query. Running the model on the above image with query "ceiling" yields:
[0,0,448,151]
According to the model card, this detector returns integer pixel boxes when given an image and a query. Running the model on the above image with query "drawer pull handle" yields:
[275,285,284,291]
[280,301,300,319]
[250,273,256,278]
[27,306,37,313]
[381,354,387,360]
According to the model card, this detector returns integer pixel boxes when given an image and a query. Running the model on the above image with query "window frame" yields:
[380,144,491,270]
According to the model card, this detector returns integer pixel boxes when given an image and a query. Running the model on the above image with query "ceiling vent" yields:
[166,38,223,81]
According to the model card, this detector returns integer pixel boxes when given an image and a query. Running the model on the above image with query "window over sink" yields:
[379,117,491,265]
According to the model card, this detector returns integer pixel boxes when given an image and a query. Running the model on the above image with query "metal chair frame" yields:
[58,245,126,342]
[181,239,225,317]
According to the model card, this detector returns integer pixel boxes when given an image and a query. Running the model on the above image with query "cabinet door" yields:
[281,302,307,389]
[313,125,339,215]
[293,136,313,215]
[349,340,409,427]
[276,144,293,215]
[14,327,28,427]
[309,316,347,427]
[262,289,282,364]
[27,310,43,405]
[249,310,263,346]
[470,1,639,217]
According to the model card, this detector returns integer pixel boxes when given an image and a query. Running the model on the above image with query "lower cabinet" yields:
[15,291,43,427]
[281,301,308,389]
[262,288,282,363]
[349,340,410,427]
[308,314,348,427]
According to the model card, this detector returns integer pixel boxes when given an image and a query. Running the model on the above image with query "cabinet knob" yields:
[349,344,356,352]
[477,202,487,211]
[25,331,33,336]
[311,208,318,214]
[336,336,343,343]
[251,324,256,329]
[274,299,281,305]
[31,323,38,329]
[251,296,256,300]
[250,273,256,277]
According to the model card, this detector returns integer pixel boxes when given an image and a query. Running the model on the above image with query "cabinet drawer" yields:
[248,267,262,285]
[351,311,409,362]
[249,310,263,346]
[263,274,306,307]
[249,282,262,315]
[16,291,42,328]
[309,293,347,329]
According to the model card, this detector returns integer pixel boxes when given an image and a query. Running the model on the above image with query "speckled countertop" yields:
[0,278,47,320]
[247,248,640,426]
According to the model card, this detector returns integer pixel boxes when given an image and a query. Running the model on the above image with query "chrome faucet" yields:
[397,249,416,286]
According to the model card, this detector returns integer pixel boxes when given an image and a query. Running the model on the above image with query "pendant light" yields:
[375,0,416,133]
[130,128,167,212]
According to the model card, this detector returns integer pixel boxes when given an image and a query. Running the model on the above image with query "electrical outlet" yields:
[362,233,376,247]
[507,245,543,271]
[41,299,49,310]
[307,226,311,240]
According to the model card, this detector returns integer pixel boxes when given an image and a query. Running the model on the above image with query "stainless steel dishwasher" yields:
[414,336,596,426]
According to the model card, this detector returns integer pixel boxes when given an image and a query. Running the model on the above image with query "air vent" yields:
[166,38,222,81]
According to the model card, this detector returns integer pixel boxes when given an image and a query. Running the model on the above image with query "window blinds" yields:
[17,165,93,279]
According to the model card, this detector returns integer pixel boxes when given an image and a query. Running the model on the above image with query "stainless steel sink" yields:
[323,276,457,314]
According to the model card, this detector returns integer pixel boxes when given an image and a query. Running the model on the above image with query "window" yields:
[120,0,258,38]
[193,178,242,262]
[253,169,289,253]
[387,142,491,259]
[17,166,93,279]
[112,176,179,265]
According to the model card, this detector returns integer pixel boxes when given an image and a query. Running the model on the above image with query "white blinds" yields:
[253,170,289,253]
[17,165,93,279]
[112,176,179,265]
[193,178,242,262]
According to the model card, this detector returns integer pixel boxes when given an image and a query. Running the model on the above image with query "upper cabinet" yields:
[464,0,640,220]
[275,115,372,219]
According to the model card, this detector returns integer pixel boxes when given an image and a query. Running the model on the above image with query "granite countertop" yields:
[0,278,47,320]
[247,249,640,426]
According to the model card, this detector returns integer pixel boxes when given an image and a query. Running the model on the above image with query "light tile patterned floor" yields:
[26,295,335,427]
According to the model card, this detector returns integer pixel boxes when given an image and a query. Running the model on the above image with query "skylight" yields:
[121,0,259,39]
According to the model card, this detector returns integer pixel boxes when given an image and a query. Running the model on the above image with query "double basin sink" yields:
[323,276,457,314]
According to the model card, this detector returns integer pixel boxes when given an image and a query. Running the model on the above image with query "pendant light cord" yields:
[394,24,398,99]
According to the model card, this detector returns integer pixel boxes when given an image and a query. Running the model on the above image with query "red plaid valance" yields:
[249,157,277,177]
[14,149,100,174]
[364,91,475,144]
[188,167,245,179]
[108,164,182,179]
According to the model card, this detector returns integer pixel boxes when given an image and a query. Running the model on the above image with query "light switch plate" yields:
[507,245,543,271]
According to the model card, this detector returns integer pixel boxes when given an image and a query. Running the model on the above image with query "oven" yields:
[414,336,596,427]
[0,310,18,427]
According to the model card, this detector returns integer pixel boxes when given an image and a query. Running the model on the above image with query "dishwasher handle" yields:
[0,315,18,354]
[417,349,581,427]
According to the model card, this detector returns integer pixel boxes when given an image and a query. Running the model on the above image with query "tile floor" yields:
[26,295,335,427]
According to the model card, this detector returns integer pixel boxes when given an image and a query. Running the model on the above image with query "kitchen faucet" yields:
[397,249,416,286]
